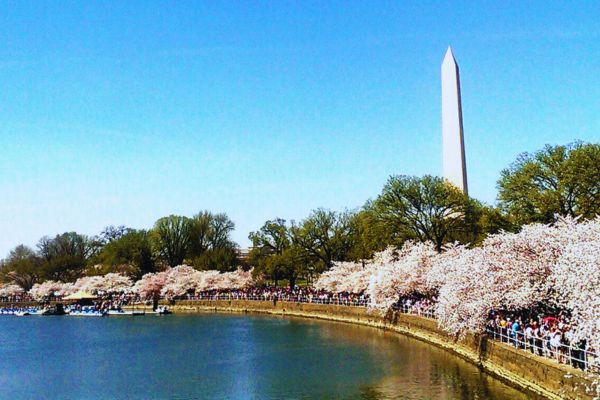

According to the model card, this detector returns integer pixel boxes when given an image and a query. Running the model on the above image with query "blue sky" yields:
[1,2,599,257]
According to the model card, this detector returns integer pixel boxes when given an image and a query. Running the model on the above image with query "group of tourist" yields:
[486,311,590,371]
[187,286,370,306]
[393,297,437,318]
[0,292,32,303]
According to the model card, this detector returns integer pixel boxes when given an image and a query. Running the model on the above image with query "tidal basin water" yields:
[0,314,533,400]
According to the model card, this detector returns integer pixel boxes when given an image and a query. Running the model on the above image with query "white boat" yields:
[155,306,172,315]
[15,311,30,316]
[69,306,106,317]
[107,309,145,316]
[69,310,106,317]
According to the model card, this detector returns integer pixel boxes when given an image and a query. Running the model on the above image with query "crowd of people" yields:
[187,286,370,306]
[0,293,32,303]
[486,311,593,371]
[393,297,437,318]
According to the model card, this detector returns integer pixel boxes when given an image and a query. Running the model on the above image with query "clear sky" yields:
[1,1,599,257]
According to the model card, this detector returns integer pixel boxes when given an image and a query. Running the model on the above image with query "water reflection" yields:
[296,316,536,400]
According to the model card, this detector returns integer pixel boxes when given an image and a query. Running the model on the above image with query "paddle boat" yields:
[107,307,145,316]
[0,307,35,316]
[39,304,67,316]
[68,306,106,317]
[155,306,172,315]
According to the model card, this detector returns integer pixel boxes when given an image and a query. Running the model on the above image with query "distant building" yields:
[237,248,253,265]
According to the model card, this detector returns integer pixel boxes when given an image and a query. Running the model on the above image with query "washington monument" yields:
[441,46,468,194]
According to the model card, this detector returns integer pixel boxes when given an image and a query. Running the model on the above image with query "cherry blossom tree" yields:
[132,271,168,300]
[0,284,24,298]
[222,268,254,290]
[193,270,222,292]
[425,242,467,293]
[72,276,104,293]
[315,261,367,294]
[435,218,575,336]
[551,217,600,349]
[161,265,201,300]
[367,242,437,311]
[29,280,68,301]
[98,273,133,294]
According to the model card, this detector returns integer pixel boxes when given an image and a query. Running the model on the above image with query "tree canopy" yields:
[0,245,40,291]
[92,229,156,278]
[291,209,356,271]
[36,232,90,281]
[248,218,304,287]
[188,211,238,271]
[152,215,192,268]
[370,175,475,251]
[498,142,600,225]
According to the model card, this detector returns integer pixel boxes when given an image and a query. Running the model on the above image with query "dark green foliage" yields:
[151,215,193,268]
[291,209,356,272]
[188,211,239,271]
[248,218,302,287]
[92,230,156,279]
[249,211,358,287]
[37,232,90,281]
[370,175,475,251]
[498,142,600,225]
[0,245,41,290]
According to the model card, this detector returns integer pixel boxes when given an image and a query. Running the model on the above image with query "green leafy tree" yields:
[0,245,42,290]
[291,209,356,272]
[498,142,600,225]
[188,211,238,271]
[92,230,156,278]
[248,218,307,287]
[193,247,239,272]
[37,232,90,281]
[475,205,515,240]
[346,209,394,263]
[370,175,474,252]
[189,211,213,256]
[208,213,236,249]
[152,215,192,268]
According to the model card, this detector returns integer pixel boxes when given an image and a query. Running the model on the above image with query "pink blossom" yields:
[0,284,24,297]
[29,281,68,301]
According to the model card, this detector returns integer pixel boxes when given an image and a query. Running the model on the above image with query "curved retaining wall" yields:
[170,299,594,400]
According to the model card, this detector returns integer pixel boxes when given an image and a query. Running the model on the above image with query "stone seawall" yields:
[170,299,594,400]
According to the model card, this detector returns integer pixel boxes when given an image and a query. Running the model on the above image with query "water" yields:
[0,314,533,400]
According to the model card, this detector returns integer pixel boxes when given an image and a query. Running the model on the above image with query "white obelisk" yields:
[441,46,468,195]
